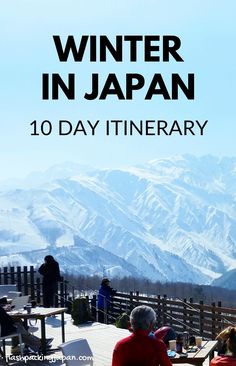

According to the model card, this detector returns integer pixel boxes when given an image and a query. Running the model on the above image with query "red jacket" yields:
[112,330,173,366]
[211,356,236,366]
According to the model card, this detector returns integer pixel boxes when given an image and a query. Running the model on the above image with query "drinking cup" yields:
[195,336,202,348]
[25,304,32,314]
[169,340,176,351]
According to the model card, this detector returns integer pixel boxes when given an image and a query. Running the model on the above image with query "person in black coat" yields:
[38,255,61,307]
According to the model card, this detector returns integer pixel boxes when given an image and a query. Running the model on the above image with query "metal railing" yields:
[107,291,236,339]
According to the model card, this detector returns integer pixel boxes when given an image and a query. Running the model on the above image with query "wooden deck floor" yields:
[1,313,129,366]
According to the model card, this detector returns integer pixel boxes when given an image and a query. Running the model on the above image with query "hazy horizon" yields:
[1,152,236,183]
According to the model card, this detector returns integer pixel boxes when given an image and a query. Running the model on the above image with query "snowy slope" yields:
[0,155,236,284]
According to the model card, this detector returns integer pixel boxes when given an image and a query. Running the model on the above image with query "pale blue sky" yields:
[0,0,235,180]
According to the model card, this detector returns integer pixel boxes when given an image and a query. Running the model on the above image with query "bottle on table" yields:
[176,333,183,353]
[183,331,189,350]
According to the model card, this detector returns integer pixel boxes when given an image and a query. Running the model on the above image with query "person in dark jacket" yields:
[38,255,61,307]
[97,278,116,323]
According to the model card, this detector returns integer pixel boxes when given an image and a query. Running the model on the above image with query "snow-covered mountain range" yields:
[1,154,236,285]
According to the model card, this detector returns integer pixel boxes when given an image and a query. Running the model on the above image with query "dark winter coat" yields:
[97,284,116,310]
[0,306,17,336]
[38,259,61,284]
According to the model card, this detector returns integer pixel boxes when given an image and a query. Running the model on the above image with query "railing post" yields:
[64,280,68,303]
[156,295,162,328]
[54,282,59,307]
[17,266,22,292]
[212,302,216,339]
[3,267,8,284]
[189,298,194,332]
[162,294,167,325]
[30,266,35,300]
[217,301,222,334]
[183,298,187,331]
[23,266,28,295]
[169,298,173,328]
[125,298,128,313]
[36,277,41,304]
[91,295,97,320]
[199,300,204,336]
[130,291,134,312]
[59,279,64,307]
[10,267,15,284]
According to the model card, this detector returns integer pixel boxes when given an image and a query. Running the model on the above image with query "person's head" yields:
[217,326,236,356]
[101,277,110,286]
[155,326,176,346]
[130,305,156,332]
[44,255,55,264]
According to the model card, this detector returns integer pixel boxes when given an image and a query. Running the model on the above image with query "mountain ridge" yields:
[1,154,236,286]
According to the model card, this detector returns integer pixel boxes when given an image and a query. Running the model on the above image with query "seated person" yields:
[211,326,236,366]
[112,305,173,366]
[0,305,52,354]
[155,326,176,347]
[0,297,8,306]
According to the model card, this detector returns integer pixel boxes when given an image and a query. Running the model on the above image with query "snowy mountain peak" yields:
[1,155,236,284]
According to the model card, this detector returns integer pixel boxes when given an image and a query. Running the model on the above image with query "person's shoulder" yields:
[151,337,167,350]
[99,285,109,292]
[114,335,133,349]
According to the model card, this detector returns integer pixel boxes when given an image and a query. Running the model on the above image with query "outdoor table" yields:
[171,340,218,366]
[9,306,67,355]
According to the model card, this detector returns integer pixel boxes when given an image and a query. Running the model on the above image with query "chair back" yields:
[12,295,30,310]
[59,338,93,366]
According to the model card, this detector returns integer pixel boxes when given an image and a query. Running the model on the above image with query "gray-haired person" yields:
[112,305,173,366]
